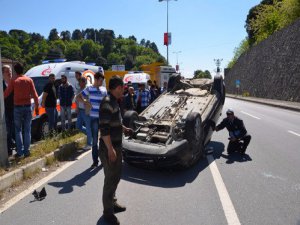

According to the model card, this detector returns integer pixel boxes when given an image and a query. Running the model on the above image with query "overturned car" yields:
[122,75,225,168]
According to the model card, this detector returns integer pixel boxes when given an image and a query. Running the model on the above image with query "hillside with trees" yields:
[0,28,166,71]
[228,0,300,68]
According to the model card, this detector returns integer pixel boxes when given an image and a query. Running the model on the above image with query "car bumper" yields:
[122,139,189,168]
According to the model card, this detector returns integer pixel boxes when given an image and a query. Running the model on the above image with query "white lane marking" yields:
[207,155,241,225]
[262,172,286,181]
[0,150,91,214]
[288,130,300,137]
[240,111,261,120]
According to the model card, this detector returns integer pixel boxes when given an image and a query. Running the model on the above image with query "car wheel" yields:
[213,75,225,104]
[123,110,139,130]
[183,112,204,167]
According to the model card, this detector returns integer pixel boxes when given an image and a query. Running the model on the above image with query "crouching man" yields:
[215,109,251,155]
[99,75,133,225]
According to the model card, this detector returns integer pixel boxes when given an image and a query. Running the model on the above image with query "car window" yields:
[31,77,49,96]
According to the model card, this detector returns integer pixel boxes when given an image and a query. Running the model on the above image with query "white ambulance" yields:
[25,60,104,139]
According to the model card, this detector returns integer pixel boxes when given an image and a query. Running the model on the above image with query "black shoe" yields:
[90,162,98,169]
[114,202,126,213]
[24,152,31,158]
[240,146,247,155]
[14,153,22,159]
[103,214,120,225]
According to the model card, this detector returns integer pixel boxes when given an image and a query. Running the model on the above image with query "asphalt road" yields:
[0,98,300,225]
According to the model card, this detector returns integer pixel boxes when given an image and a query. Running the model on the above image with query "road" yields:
[1,98,300,225]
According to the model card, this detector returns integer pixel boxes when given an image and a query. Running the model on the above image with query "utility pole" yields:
[0,48,9,167]
[159,0,177,65]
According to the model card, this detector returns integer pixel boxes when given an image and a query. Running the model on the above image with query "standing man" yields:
[161,81,168,93]
[74,71,82,93]
[2,65,15,156]
[99,75,132,225]
[41,74,58,134]
[77,72,107,168]
[215,109,251,154]
[124,86,136,112]
[136,83,150,113]
[4,63,39,158]
[58,74,74,131]
[75,77,92,150]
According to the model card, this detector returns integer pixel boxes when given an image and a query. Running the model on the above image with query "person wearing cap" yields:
[41,74,58,134]
[215,109,251,154]
[58,74,74,131]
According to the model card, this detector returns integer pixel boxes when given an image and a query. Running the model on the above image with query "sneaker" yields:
[83,145,92,150]
[114,202,126,213]
[90,162,98,169]
[103,214,120,225]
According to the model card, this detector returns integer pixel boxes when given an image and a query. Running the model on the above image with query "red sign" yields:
[164,33,168,45]
[164,33,171,46]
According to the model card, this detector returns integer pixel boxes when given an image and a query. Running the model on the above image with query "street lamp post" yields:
[159,0,177,65]
[173,51,181,72]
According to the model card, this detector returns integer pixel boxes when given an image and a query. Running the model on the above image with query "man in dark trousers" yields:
[99,75,132,225]
[2,65,15,156]
[41,74,58,134]
[58,74,74,131]
[215,109,251,154]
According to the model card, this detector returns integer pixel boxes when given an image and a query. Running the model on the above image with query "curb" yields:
[226,95,300,112]
[0,137,85,192]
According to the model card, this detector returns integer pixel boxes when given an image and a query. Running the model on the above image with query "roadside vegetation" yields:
[0,130,86,177]
[228,0,300,68]
[0,28,166,72]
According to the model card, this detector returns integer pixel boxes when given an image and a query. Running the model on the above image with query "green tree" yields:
[247,0,300,45]
[227,38,250,68]
[193,70,212,79]
[107,52,122,65]
[65,42,82,61]
[60,30,71,41]
[48,28,60,41]
[72,29,83,40]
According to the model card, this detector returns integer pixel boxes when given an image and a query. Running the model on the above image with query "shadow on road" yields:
[48,166,102,194]
[96,215,110,225]
[209,140,252,164]
[121,141,226,188]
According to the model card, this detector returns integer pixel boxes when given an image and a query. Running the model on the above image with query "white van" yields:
[123,72,151,90]
[25,60,104,139]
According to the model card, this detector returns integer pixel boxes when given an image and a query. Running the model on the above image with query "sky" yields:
[0,0,261,78]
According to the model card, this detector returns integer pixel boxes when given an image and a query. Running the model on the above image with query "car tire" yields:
[213,75,225,104]
[123,110,139,130]
[183,112,204,167]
